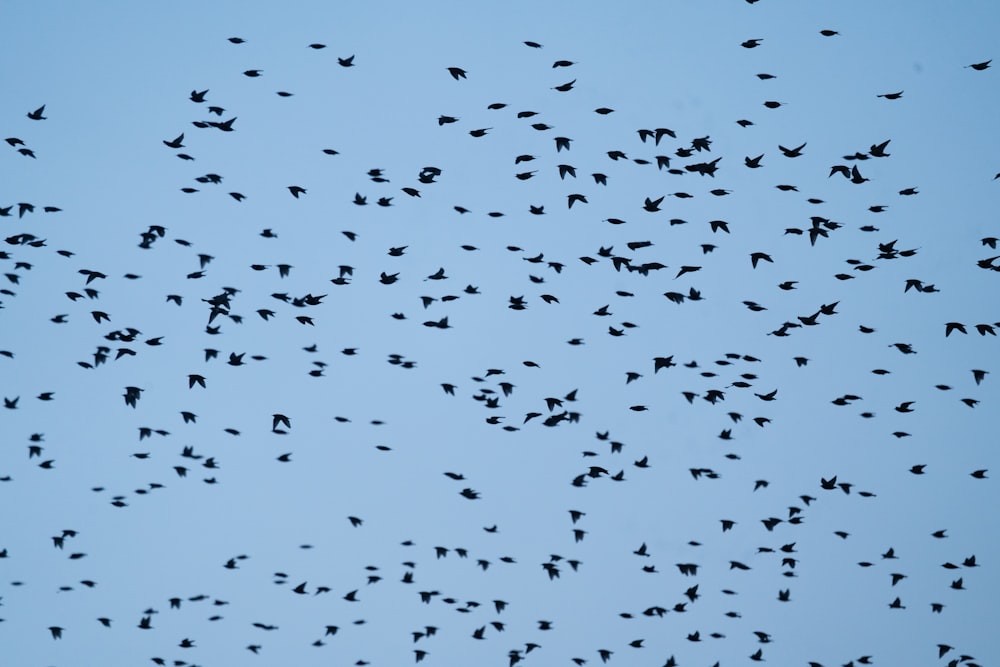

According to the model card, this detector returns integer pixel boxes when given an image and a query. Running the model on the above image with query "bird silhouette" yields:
[779,142,806,157]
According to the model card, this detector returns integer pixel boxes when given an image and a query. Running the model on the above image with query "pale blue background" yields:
[1,1,998,666]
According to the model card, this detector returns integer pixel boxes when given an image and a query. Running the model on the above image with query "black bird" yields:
[779,142,806,157]
[643,196,664,212]
[272,414,291,431]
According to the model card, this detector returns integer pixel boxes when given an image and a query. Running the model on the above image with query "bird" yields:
[945,322,968,336]
[642,196,664,212]
[27,105,47,120]
[779,142,807,157]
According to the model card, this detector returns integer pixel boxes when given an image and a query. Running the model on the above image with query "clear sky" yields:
[1,1,998,666]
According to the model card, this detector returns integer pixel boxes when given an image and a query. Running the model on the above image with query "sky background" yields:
[2,1,998,665]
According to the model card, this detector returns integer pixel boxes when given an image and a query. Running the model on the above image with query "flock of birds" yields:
[1,7,997,667]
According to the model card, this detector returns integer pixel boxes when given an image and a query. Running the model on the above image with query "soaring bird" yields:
[945,322,968,336]
[779,142,806,157]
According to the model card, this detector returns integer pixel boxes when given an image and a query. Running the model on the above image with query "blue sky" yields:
[2,1,998,665]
